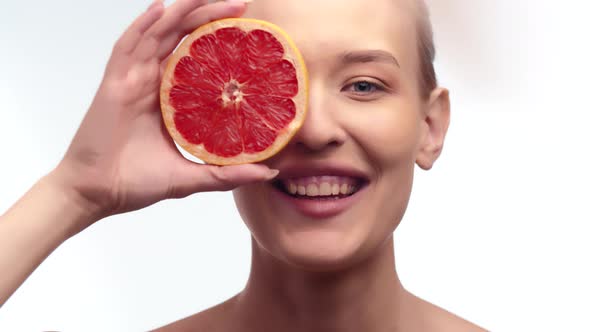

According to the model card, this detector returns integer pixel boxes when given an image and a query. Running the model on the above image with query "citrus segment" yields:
[160,18,308,165]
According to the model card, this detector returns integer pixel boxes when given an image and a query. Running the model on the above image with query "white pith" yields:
[221,79,244,107]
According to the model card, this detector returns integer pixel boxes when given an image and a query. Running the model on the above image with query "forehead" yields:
[243,0,417,69]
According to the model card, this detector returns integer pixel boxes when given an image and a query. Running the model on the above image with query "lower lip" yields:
[270,184,366,219]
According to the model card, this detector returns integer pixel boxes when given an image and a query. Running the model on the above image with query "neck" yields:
[235,238,408,332]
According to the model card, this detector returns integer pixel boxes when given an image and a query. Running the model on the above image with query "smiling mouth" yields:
[272,176,366,199]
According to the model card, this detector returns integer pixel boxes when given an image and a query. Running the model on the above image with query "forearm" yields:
[0,174,95,306]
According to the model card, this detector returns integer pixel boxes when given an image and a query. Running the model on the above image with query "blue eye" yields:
[352,81,378,93]
[346,80,387,97]
[342,79,389,100]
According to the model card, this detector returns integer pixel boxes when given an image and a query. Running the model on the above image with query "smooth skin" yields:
[0,0,488,331]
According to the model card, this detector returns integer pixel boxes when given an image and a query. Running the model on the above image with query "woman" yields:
[0,0,487,330]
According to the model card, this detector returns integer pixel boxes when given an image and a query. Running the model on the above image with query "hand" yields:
[51,0,277,226]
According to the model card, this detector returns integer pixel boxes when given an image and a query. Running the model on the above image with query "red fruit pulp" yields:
[168,27,299,158]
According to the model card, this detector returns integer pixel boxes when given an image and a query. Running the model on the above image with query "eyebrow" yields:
[339,50,401,69]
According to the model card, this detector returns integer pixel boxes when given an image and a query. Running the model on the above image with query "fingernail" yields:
[266,169,280,180]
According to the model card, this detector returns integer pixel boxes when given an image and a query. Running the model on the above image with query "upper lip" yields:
[272,162,371,182]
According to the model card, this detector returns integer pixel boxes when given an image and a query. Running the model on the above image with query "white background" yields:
[1,0,589,331]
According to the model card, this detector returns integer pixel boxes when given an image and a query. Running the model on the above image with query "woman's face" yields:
[233,0,449,271]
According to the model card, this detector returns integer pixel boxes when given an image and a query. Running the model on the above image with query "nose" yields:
[290,86,347,153]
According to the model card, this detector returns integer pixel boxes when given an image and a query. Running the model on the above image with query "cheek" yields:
[232,186,268,238]
[233,184,287,256]
[342,100,422,237]
[344,100,423,164]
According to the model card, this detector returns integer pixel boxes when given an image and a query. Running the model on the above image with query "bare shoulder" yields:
[404,292,489,332]
[428,306,488,332]
[151,291,487,332]
[151,296,238,332]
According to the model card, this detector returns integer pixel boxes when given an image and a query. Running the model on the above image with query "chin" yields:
[255,227,380,273]
[233,176,406,274]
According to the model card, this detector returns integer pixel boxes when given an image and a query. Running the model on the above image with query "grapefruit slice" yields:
[160,18,308,165]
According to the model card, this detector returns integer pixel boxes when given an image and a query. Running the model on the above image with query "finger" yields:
[168,162,279,198]
[107,1,165,74]
[181,0,249,32]
[118,1,166,54]
[159,54,172,80]
[134,0,208,62]
[155,0,248,61]
[152,0,210,38]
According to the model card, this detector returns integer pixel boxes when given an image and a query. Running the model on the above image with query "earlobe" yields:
[416,87,451,170]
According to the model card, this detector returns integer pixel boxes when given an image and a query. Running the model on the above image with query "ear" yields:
[416,87,451,170]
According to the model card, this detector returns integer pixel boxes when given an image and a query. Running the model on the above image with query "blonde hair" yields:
[416,1,438,99]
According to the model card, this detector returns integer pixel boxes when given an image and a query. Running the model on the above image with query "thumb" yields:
[168,161,279,198]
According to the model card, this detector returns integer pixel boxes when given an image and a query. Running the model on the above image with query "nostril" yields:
[289,104,347,152]
[293,137,344,153]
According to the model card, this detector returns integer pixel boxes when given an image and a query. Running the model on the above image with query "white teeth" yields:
[297,185,306,196]
[319,183,332,196]
[331,183,340,195]
[282,178,361,197]
[340,183,349,195]
[307,184,319,197]
[288,183,297,195]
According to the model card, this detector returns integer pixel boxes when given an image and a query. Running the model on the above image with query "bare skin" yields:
[156,241,486,332]
[1,0,488,331]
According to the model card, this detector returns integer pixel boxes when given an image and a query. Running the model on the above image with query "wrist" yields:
[41,169,103,238]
